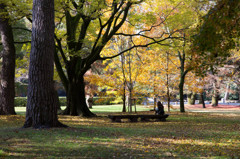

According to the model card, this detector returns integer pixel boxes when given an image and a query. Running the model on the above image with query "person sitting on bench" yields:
[155,101,165,115]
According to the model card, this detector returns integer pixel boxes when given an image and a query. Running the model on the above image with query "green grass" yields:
[15,104,152,115]
[0,106,240,158]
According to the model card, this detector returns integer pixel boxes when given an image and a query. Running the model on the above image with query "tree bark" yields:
[122,80,126,112]
[63,75,96,117]
[23,0,66,128]
[223,83,229,103]
[211,80,219,107]
[179,79,185,112]
[200,92,206,108]
[0,4,16,115]
[211,91,219,107]
[54,1,133,116]
[187,92,196,105]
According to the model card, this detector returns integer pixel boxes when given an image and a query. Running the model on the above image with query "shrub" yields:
[93,97,115,105]
[14,97,27,107]
[15,97,67,107]
[14,96,128,107]
[59,97,67,106]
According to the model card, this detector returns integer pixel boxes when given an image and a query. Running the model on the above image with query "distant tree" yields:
[23,0,65,128]
[0,3,16,115]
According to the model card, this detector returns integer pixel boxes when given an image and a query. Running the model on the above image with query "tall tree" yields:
[193,0,240,70]
[54,0,178,116]
[23,0,65,128]
[0,3,16,115]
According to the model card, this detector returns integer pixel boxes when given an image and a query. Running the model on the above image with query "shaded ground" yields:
[1,105,240,158]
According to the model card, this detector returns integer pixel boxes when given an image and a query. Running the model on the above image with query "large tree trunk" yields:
[64,75,96,117]
[0,4,16,115]
[23,0,66,128]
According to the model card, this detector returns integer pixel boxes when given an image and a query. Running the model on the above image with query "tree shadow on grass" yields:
[1,125,239,158]
[0,127,162,158]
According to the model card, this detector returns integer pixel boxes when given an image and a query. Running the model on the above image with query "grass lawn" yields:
[0,105,240,158]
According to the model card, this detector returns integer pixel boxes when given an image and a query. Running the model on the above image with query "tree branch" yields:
[100,36,181,60]
[54,35,68,65]
[54,48,69,91]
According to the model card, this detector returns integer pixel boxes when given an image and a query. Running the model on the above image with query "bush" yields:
[14,96,130,107]
[93,97,115,105]
[15,97,68,107]
[59,97,67,106]
[14,97,27,107]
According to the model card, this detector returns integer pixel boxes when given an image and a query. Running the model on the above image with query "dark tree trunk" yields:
[199,93,203,104]
[122,81,126,112]
[23,0,66,128]
[179,79,185,112]
[54,1,132,117]
[64,75,96,117]
[0,4,16,115]
[178,49,189,113]
[200,92,206,108]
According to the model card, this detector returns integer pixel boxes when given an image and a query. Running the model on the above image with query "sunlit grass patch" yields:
[0,109,240,158]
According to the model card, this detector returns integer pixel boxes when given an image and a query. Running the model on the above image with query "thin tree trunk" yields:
[179,80,185,112]
[211,81,218,107]
[178,48,189,113]
[187,92,192,104]
[223,83,229,103]
[166,51,170,112]
[122,80,126,112]
[0,4,16,115]
[128,51,133,113]
[201,92,206,108]
[23,0,66,128]
[121,53,126,112]
[211,92,218,107]
[188,92,196,105]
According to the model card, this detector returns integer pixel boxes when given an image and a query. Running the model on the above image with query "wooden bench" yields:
[108,114,169,122]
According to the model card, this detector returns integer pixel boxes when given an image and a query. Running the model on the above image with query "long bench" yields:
[108,114,169,122]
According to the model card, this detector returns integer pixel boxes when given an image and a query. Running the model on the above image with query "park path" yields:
[182,103,240,114]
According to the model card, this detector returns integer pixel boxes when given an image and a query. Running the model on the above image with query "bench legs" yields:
[111,117,121,122]
[140,117,149,122]
[156,118,166,122]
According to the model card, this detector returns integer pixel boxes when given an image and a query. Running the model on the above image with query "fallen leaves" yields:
[0,112,240,158]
